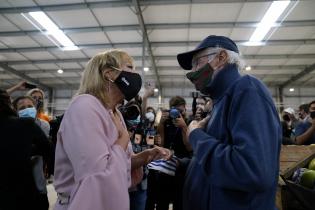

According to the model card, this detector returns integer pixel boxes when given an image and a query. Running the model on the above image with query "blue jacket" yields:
[183,64,281,210]
[295,119,315,145]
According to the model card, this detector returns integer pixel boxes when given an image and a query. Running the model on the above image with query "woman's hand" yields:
[145,146,173,164]
[173,115,187,129]
[109,110,129,150]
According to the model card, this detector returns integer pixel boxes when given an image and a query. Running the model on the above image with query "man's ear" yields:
[211,50,228,70]
[218,50,228,66]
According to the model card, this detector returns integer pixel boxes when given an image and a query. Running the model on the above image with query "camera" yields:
[118,101,141,121]
[169,108,181,119]
[163,108,181,127]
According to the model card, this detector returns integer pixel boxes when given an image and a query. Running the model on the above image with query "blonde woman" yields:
[54,49,171,210]
[27,88,50,122]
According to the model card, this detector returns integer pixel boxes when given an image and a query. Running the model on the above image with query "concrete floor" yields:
[47,184,173,210]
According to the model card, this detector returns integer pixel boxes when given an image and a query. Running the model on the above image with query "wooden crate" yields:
[276,145,315,210]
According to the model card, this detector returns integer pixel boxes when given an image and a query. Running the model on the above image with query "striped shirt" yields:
[147,156,178,176]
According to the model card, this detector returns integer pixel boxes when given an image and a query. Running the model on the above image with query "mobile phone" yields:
[146,130,156,145]
[146,135,154,146]
[25,82,37,89]
[134,134,142,145]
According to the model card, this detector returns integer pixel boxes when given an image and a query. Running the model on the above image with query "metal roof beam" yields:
[0,39,315,53]
[0,65,308,74]
[0,1,131,13]
[3,81,315,90]
[0,1,275,13]
[132,0,161,92]
[280,63,315,88]
[5,54,315,65]
[0,62,52,90]
[1,20,314,37]
[2,72,312,82]
[49,81,315,90]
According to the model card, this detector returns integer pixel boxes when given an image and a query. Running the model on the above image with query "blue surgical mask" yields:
[18,107,37,119]
[127,115,141,126]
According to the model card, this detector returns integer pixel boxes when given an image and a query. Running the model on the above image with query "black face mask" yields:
[310,111,315,119]
[283,114,290,122]
[186,63,214,95]
[114,71,142,101]
[35,99,43,110]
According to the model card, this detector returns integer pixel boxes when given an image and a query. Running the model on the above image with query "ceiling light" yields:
[247,1,290,45]
[245,66,252,71]
[242,41,266,46]
[57,69,64,74]
[143,67,150,72]
[289,88,294,92]
[26,11,79,51]
[154,88,159,93]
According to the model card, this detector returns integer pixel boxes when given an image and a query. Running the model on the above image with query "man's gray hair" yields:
[203,47,245,70]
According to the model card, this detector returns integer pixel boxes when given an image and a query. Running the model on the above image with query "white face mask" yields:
[145,112,155,122]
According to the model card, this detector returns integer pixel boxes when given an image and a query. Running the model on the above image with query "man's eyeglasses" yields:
[191,52,217,69]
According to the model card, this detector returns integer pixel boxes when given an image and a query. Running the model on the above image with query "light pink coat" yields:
[54,94,132,210]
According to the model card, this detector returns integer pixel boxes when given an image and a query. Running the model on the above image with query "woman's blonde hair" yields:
[26,88,45,99]
[77,49,134,106]
[26,88,45,112]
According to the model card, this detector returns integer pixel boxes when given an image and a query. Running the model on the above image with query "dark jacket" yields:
[0,116,50,210]
[183,64,282,210]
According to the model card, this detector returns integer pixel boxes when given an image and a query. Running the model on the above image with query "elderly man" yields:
[177,35,281,210]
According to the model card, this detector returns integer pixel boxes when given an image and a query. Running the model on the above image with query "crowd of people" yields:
[1,35,314,210]
[281,102,315,145]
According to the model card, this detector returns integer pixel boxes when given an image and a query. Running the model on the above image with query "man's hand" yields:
[173,115,187,129]
[187,116,210,138]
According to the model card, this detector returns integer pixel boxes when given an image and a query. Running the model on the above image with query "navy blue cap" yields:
[177,35,239,70]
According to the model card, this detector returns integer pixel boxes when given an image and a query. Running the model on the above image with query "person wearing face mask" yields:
[295,100,315,145]
[27,88,50,122]
[122,101,160,210]
[13,96,51,137]
[12,95,52,208]
[13,95,54,185]
[298,103,309,121]
[53,49,171,210]
[177,35,281,210]
[144,107,156,128]
[0,90,51,210]
[280,107,299,145]
[146,96,192,210]
[191,96,209,122]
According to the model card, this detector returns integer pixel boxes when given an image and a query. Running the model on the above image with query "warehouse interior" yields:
[1,1,315,209]
[0,0,314,115]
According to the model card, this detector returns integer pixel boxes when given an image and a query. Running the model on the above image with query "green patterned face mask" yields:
[186,63,214,95]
